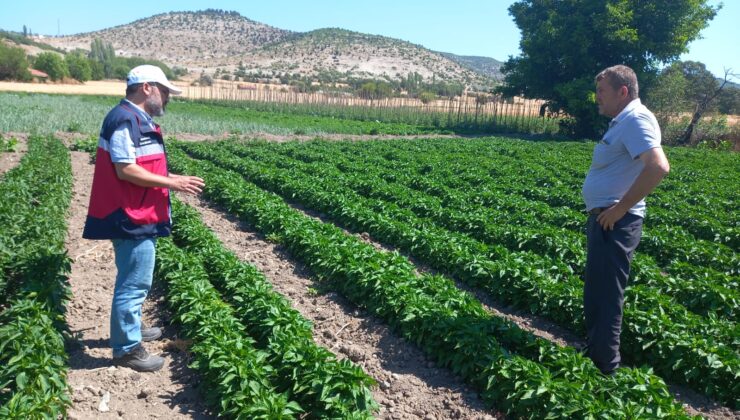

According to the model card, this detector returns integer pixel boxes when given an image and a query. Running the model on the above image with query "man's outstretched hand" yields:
[170,174,205,195]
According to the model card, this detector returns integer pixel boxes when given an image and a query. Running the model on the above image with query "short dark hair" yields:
[126,83,143,97]
[595,65,639,99]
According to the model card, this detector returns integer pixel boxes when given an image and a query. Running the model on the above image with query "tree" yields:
[89,38,115,78]
[65,51,92,82]
[649,61,736,144]
[665,61,720,110]
[498,0,718,138]
[716,86,740,115]
[679,67,735,145]
[646,63,692,129]
[0,43,30,81]
[198,72,213,86]
[33,52,68,81]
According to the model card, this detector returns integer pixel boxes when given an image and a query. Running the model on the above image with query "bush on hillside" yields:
[0,43,31,81]
[33,52,68,81]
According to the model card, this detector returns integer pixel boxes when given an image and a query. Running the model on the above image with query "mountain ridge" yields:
[40,10,502,89]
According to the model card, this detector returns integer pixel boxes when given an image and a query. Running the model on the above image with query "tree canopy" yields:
[498,0,719,138]
[33,52,68,81]
[0,43,30,81]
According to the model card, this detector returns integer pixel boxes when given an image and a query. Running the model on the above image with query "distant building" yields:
[29,68,49,81]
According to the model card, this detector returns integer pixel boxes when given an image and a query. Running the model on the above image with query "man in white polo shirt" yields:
[581,65,670,375]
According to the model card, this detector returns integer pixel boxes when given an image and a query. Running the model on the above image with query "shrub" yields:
[0,43,30,81]
[33,52,67,81]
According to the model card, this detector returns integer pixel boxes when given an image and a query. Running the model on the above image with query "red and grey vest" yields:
[83,100,171,240]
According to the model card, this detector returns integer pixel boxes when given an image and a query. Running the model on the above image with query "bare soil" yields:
[0,133,28,177]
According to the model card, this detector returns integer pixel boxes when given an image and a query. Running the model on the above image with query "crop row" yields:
[155,239,304,418]
[296,138,738,271]
[363,137,739,247]
[168,144,694,418]
[229,140,738,321]
[0,136,72,417]
[167,197,378,418]
[178,140,739,408]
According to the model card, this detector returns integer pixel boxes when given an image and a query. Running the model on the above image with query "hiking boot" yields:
[114,345,164,372]
[141,325,162,342]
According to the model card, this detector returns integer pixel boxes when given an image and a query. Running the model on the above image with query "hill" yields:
[438,52,503,82]
[40,10,498,89]
[43,10,291,70]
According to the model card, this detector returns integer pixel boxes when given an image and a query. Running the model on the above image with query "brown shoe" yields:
[114,345,164,372]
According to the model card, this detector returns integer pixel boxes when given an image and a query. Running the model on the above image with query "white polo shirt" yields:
[582,98,662,218]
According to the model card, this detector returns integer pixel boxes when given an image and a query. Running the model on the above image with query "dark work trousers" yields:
[584,212,643,374]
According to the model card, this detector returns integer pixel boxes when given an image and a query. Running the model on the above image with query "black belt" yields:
[588,207,605,215]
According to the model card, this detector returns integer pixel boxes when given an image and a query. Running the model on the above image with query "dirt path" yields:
[176,193,500,420]
[63,151,212,419]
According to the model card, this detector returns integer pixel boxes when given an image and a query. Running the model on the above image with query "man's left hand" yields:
[596,204,627,231]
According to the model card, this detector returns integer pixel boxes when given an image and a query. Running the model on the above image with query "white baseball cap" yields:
[126,65,182,95]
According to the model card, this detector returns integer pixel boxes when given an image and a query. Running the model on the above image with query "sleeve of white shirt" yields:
[624,113,661,160]
[109,122,136,163]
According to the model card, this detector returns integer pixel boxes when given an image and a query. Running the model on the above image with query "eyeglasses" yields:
[147,82,170,97]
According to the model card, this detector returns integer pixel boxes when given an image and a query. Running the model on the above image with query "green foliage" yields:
[499,0,719,138]
[716,86,740,114]
[662,61,721,108]
[358,81,393,100]
[646,65,692,126]
[0,30,65,54]
[0,92,560,137]
[166,199,378,418]
[418,91,436,104]
[167,142,698,417]
[178,138,739,408]
[0,300,71,418]
[33,52,68,81]
[198,72,214,86]
[155,241,303,419]
[0,135,73,417]
[87,38,177,80]
[64,51,92,82]
[0,135,18,152]
[88,38,115,78]
[69,135,98,153]
[0,42,30,81]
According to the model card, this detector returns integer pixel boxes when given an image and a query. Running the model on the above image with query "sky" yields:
[1,0,737,78]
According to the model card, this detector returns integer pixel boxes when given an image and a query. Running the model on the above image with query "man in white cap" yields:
[83,65,205,372]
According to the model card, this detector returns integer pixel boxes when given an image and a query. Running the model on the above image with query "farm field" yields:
[0,91,558,137]
[0,94,738,419]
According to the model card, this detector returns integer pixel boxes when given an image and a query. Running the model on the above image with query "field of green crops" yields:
[1,92,737,417]
[0,92,559,137]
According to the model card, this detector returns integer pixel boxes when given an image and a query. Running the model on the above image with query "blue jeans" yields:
[110,238,156,357]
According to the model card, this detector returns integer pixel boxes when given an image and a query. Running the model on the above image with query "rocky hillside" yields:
[42,10,499,88]
[438,53,503,82]
[44,10,291,68]
[246,28,493,87]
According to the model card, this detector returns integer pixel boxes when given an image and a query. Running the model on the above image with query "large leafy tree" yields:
[33,52,68,81]
[0,43,30,81]
[498,0,718,138]
[65,51,92,82]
